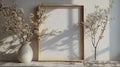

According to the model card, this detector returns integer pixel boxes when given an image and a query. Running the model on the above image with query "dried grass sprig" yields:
[80,5,110,60]
[29,5,59,38]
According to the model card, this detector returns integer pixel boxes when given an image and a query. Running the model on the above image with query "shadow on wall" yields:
[40,8,83,60]
[41,24,81,59]
[0,1,20,61]
[0,35,20,61]
[85,47,110,60]
[110,0,120,61]
[0,0,77,61]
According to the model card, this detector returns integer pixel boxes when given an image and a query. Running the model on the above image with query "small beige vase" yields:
[17,42,33,63]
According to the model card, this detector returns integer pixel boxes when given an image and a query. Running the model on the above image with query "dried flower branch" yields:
[1,3,33,44]
[81,5,110,60]
[1,1,59,44]
[29,5,59,38]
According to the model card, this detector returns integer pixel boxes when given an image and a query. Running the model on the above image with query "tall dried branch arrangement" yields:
[0,2,59,45]
[29,5,59,39]
[81,5,110,60]
[0,1,33,44]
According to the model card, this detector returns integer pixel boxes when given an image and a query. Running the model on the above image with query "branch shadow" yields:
[0,4,20,62]
[85,47,110,60]
[40,8,82,60]
[0,0,83,62]
[0,35,20,62]
[41,25,81,59]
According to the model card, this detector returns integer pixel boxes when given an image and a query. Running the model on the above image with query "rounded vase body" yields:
[17,42,33,63]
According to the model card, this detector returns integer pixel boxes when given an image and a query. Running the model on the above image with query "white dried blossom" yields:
[81,5,110,49]
[17,17,22,21]
[19,8,24,13]
[3,5,33,44]
[29,5,60,38]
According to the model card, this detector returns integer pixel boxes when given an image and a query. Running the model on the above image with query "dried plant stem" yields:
[81,5,110,60]
[96,22,107,48]
[94,47,97,60]
[92,22,107,60]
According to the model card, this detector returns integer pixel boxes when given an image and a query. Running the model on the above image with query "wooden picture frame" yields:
[37,5,84,62]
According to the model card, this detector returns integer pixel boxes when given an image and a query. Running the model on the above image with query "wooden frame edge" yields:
[37,4,84,62]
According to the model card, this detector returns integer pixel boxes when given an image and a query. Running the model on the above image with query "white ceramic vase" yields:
[17,42,33,63]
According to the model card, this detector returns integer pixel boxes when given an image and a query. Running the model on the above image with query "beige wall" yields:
[110,0,120,61]
[0,0,111,61]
